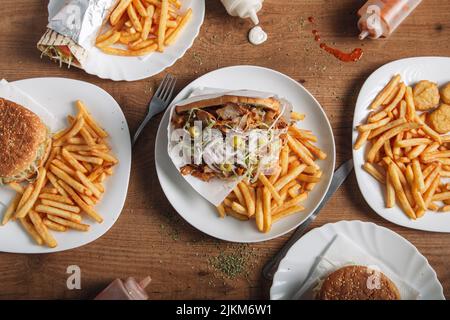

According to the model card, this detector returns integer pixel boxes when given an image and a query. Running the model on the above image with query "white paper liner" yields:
[167,88,292,206]
[292,233,420,300]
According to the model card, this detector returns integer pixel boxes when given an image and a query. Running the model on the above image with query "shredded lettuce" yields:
[180,107,286,181]
[0,130,50,184]
[40,45,75,69]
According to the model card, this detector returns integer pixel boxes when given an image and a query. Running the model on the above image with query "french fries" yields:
[262,188,272,233]
[35,204,82,223]
[29,210,57,248]
[238,182,255,217]
[53,117,85,146]
[354,74,450,219]
[7,182,24,193]
[19,217,43,245]
[50,165,92,196]
[258,175,283,206]
[61,148,88,173]
[39,193,74,205]
[1,193,21,225]
[1,101,117,248]
[216,203,225,218]
[219,115,326,233]
[255,188,264,232]
[15,168,47,218]
[97,0,191,56]
[47,215,90,232]
[141,4,155,40]
[39,200,81,214]
[110,0,132,25]
[158,0,169,51]
[369,74,401,110]
[96,31,121,48]
[165,8,192,45]
[43,218,67,232]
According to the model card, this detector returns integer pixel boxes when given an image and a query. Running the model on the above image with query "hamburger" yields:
[171,95,289,181]
[0,98,52,184]
[316,265,401,300]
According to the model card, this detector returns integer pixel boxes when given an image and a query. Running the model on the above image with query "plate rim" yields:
[60,0,206,81]
[270,219,445,300]
[155,65,336,243]
[352,56,450,233]
[0,76,131,253]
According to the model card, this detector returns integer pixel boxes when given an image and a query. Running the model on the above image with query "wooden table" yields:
[0,0,449,299]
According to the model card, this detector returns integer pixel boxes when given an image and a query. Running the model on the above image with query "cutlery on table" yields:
[262,159,354,280]
[132,73,177,146]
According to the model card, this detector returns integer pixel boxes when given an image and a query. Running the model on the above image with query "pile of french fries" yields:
[355,74,450,219]
[95,0,192,56]
[217,112,327,233]
[1,101,118,248]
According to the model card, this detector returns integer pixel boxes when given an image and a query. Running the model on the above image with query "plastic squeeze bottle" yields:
[220,0,264,25]
[94,276,151,300]
[358,0,422,39]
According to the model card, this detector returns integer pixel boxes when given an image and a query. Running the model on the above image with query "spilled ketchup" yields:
[312,30,321,42]
[307,16,363,62]
[319,44,363,62]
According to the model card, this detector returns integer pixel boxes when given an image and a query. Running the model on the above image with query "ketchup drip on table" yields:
[319,44,363,62]
[307,16,363,63]
[312,30,321,42]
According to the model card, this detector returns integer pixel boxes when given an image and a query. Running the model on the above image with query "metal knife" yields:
[262,159,354,280]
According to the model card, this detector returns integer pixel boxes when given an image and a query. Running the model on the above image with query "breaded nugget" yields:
[428,103,450,134]
[441,82,450,104]
[413,80,440,110]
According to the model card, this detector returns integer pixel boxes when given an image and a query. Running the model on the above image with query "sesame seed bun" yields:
[317,265,401,300]
[0,98,51,184]
[175,95,281,114]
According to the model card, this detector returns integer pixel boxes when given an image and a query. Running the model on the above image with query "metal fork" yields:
[132,73,177,146]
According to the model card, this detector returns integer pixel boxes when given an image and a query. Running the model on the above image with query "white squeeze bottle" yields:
[358,0,422,39]
[221,0,264,25]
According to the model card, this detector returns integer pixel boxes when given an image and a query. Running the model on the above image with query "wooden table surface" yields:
[0,0,449,300]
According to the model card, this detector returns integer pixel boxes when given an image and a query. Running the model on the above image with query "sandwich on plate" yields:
[0,98,52,184]
[315,265,401,300]
[171,94,289,182]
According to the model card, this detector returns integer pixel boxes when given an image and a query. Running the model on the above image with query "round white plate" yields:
[0,78,131,253]
[352,57,450,232]
[155,65,336,243]
[48,0,205,81]
[270,220,444,300]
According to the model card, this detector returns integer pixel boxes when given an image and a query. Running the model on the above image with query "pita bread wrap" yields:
[168,88,292,206]
[37,0,116,68]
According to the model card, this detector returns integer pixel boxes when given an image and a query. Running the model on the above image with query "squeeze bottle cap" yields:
[248,10,259,25]
[359,30,370,40]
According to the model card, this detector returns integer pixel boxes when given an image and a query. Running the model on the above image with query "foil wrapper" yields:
[37,0,117,68]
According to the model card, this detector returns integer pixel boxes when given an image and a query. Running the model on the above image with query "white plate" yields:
[353,57,450,232]
[0,78,131,253]
[155,66,336,243]
[270,220,444,300]
[48,0,205,81]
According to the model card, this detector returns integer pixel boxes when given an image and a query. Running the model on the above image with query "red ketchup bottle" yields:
[358,0,422,39]
[94,276,151,300]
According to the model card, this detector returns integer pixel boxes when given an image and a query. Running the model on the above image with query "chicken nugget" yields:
[441,82,450,105]
[413,80,440,111]
[428,103,450,134]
